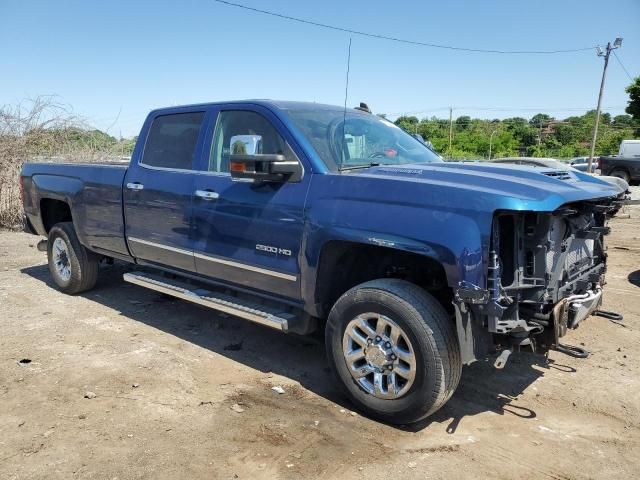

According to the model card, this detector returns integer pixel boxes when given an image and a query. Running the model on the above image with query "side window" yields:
[209,111,291,173]
[141,112,204,170]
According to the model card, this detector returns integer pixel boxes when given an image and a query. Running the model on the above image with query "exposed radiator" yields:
[545,217,595,278]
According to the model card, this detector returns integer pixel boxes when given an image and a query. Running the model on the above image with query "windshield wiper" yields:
[339,162,381,172]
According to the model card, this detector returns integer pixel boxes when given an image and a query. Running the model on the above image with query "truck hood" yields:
[353,161,620,212]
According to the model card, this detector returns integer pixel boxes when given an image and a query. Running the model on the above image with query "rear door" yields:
[191,105,310,300]
[123,110,207,272]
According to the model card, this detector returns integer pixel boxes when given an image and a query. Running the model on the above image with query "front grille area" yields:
[494,201,610,304]
[469,200,615,348]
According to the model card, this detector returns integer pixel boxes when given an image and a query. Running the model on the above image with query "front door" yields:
[123,110,206,272]
[191,107,309,300]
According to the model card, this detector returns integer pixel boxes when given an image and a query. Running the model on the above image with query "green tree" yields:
[455,116,471,130]
[553,123,578,145]
[504,117,528,128]
[613,114,634,127]
[504,118,537,147]
[625,77,640,122]
[530,113,553,128]
[391,109,639,160]
[597,129,626,156]
[395,115,418,125]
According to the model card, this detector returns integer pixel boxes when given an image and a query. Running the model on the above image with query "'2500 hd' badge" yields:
[256,244,292,256]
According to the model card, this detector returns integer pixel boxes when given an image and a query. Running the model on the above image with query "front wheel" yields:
[47,222,99,294]
[325,279,461,424]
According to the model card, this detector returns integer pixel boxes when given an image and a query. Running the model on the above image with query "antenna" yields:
[341,37,352,167]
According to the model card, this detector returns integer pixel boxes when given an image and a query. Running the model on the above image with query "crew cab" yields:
[20,100,623,424]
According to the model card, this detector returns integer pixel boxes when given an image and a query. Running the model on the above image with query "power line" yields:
[212,0,600,55]
[612,50,635,82]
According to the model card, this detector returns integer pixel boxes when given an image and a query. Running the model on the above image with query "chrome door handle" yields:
[195,189,220,200]
[126,182,144,190]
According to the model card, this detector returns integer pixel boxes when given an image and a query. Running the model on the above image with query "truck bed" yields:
[21,161,130,258]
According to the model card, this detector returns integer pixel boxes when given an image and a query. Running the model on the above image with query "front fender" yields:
[300,175,492,315]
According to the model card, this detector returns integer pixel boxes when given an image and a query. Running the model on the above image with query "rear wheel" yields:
[610,169,630,183]
[47,222,99,294]
[325,279,461,424]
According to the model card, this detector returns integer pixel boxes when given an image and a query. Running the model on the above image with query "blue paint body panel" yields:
[20,100,621,315]
[21,163,130,257]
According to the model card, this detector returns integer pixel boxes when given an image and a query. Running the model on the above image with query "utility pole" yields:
[588,37,623,173]
[488,129,499,160]
[448,107,453,154]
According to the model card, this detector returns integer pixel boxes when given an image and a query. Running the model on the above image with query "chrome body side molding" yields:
[126,237,297,282]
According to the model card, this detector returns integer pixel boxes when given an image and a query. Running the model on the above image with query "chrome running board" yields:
[123,271,293,331]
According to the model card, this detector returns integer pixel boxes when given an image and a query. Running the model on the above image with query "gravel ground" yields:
[1,208,639,480]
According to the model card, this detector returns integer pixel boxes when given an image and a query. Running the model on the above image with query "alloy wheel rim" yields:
[342,313,416,399]
[52,237,71,281]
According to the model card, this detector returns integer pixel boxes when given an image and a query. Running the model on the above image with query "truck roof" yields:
[148,100,351,116]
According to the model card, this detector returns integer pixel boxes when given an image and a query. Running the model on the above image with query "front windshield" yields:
[285,109,443,170]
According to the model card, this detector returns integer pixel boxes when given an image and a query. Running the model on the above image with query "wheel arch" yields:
[307,239,455,319]
[609,167,631,180]
[29,174,84,235]
[40,198,73,233]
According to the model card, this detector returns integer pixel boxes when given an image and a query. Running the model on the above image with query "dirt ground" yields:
[1,207,639,480]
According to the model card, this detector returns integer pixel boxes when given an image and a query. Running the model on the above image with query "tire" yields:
[325,279,461,424]
[47,222,99,294]
[610,169,630,184]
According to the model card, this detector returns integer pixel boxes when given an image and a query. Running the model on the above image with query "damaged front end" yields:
[454,198,617,366]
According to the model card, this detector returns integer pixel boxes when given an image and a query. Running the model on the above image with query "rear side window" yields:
[141,112,204,170]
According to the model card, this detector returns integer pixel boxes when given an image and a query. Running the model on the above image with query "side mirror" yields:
[229,154,303,183]
[230,134,262,155]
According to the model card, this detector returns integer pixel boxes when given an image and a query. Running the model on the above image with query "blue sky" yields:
[2,0,639,137]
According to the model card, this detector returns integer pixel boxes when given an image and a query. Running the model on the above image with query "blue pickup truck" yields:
[21,100,622,424]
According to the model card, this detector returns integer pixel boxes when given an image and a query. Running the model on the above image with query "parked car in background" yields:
[491,157,629,194]
[569,156,595,173]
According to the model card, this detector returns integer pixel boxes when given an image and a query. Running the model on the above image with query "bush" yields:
[0,97,133,229]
